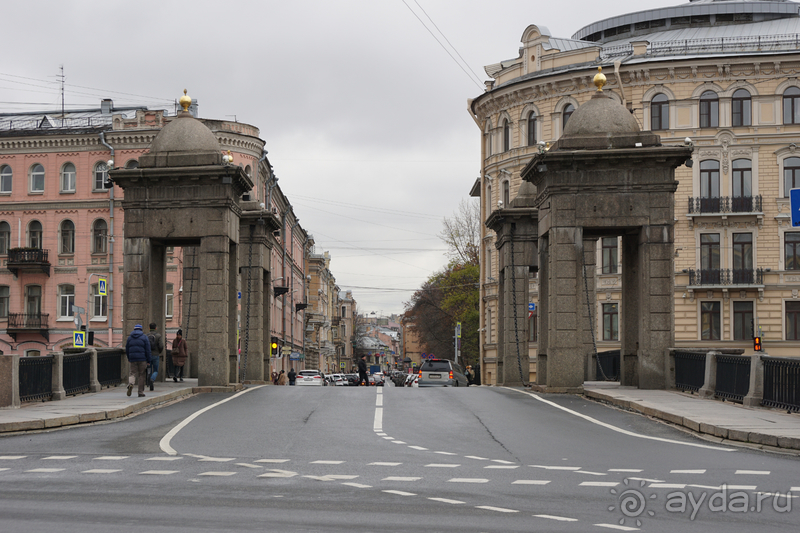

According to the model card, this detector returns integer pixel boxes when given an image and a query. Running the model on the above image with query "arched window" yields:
[125,160,139,169]
[784,157,800,198]
[28,220,43,249]
[700,160,720,213]
[784,87,800,124]
[59,220,75,254]
[0,221,10,255]
[60,163,76,193]
[527,112,537,146]
[502,119,510,152]
[93,161,109,190]
[732,89,751,127]
[92,219,108,253]
[699,91,719,128]
[731,159,752,212]
[58,284,75,319]
[651,93,669,130]
[0,165,12,193]
[29,164,45,193]
[562,104,575,129]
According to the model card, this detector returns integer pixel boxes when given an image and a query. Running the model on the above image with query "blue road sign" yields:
[98,278,107,296]
[528,302,536,311]
[73,331,85,348]
[792,189,800,227]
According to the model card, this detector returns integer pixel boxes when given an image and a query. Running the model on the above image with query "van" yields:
[418,359,468,387]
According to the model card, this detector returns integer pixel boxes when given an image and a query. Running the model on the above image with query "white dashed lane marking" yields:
[608,469,642,473]
[311,460,344,464]
[42,456,77,460]
[671,469,706,474]
[476,505,518,513]
[342,482,372,488]
[580,481,619,487]
[465,456,489,461]
[534,514,578,522]
[735,470,770,475]
[594,523,640,531]
[199,472,237,476]
[383,490,416,496]
[140,470,179,475]
[530,465,581,471]
[448,478,489,483]
[575,470,607,476]
[382,476,421,481]
[485,465,519,469]
[254,459,290,464]
[25,468,65,473]
[82,469,122,474]
[147,457,182,461]
[649,483,686,489]
[408,446,428,451]
[434,451,457,456]
[376,395,383,407]
[369,462,401,466]
[391,441,407,444]
[94,456,129,461]
[258,470,297,478]
[425,464,460,468]
[513,480,551,485]
[429,497,465,505]
[0,456,26,460]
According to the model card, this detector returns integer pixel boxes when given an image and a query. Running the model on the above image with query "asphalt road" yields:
[0,383,798,532]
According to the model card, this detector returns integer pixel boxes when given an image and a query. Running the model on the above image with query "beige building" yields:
[471,0,800,385]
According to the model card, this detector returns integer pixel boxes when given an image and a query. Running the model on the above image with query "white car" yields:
[332,374,346,386]
[296,370,324,386]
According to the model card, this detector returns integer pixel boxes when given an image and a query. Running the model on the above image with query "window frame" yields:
[90,283,108,320]
[0,165,12,193]
[731,89,751,127]
[732,301,754,341]
[93,161,109,191]
[527,112,537,146]
[602,302,619,341]
[28,220,43,249]
[786,300,800,340]
[166,283,174,318]
[700,301,721,340]
[651,93,669,130]
[60,162,76,193]
[700,160,720,198]
[0,285,8,319]
[58,284,75,320]
[92,219,108,253]
[784,156,800,198]
[562,104,575,130]
[783,86,800,125]
[601,237,618,274]
[528,311,538,342]
[699,91,719,128]
[29,163,45,193]
[59,219,75,255]
[0,221,10,255]
[502,119,510,152]
[785,232,800,271]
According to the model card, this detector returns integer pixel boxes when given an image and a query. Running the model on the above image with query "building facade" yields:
[471,0,800,385]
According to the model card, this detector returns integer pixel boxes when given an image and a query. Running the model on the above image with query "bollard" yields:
[51,352,66,401]
[698,350,719,398]
[743,352,765,407]
[88,348,101,393]
[0,354,20,409]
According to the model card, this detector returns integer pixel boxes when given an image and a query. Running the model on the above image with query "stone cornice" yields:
[0,199,111,211]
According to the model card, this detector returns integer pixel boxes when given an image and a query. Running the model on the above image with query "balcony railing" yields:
[7,313,50,342]
[687,268,763,287]
[6,248,50,276]
[688,195,762,215]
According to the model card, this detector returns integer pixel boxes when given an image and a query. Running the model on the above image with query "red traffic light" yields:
[754,336,762,352]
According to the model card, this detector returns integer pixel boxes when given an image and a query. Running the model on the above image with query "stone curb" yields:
[584,389,800,452]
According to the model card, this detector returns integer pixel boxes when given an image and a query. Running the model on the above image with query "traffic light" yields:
[754,336,762,352]
[271,337,279,356]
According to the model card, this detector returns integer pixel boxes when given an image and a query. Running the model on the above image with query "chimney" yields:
[101,99,113,115]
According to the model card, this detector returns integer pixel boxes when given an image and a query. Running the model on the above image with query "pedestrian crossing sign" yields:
[73,331,86,348]
[340,362,346,368]
[98,278,107,296]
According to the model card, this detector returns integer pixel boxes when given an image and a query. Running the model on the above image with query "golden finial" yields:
[593,66,607,92]
[179,89,192,112]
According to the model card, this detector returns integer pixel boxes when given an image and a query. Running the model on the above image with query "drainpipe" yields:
[289,219,300,363]
[280,211,287,348]
[99,131,115,347]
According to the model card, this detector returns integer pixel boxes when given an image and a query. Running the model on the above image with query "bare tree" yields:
[439,198,480,266]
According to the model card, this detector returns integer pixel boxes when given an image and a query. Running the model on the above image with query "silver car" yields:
[417,359,468,387]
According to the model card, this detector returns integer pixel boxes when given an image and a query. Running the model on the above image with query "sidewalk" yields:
[583,382,800,453]
[0,379,201,434]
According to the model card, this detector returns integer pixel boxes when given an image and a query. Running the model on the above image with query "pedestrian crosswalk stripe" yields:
[140,470,179,475]
[485,465,519,469]
[608,469,641,473]
[534,514,578,522]
[382,476,421,481]
[25,468,65,473]
[369,462,401,466]
[0,468,10,472]
[530,465,581,470]
[82,469,122,474]
[408,446,428,450]
[383,490,416,496]
[434,451,457,455]
[42,456,77,460]
[258,470,297,478]
[576,470,607,476]
[342,482,371,488]
[146,457,182,461]
[465,456,489,460]
[199,472,237,476]
[198,457,235,462]
[448,478,489,483]
[476,506,518,513]
[649,483,685,489]
[311,460,345,464]
[94,456,129,460]
[735,470,770,475]
[491,459,515,464]
[391,441,406,444]
[425,464,460,468]
[593,524,639,531]
[0,456,26,460]
[513,480,551,485]
[429,497,465,504]
[235,463,263,469]
[580,481,619,487]
[254,459,290,463]
[670,469,706,474]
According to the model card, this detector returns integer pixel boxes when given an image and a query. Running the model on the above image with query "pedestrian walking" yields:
[277,369,288,385]
[357,354,368,386]
[171,329,188,382]
[288,368,297,386]
[125,324,151,398]
[147,322,164,391]
[465,365,473,386]
[271,371,279,385]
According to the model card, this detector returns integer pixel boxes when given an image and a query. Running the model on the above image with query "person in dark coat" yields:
[126,324,151,397]
[171,329,188,382]
[288,368,297,386]
[357,355,368,386]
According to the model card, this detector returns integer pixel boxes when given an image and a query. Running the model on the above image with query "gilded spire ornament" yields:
[179,89,192,112]
[593,67,607,92]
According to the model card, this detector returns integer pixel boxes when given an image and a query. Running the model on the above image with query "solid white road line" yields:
[534,514,578,522]
[476,506,518,513]
[369,462,402,466]
[81,469,122,474]
[139,470,179,475]
[383,490,416,496]
[530,465,582,470]
[93,456,129,460]
[25,468,65,473]
[505,387,735,452]
[671,469,706,474]
[254,459,290,463]
[448,478,489,483]
[374,407,383,431]
[425,464,460,468]
[429,497,465,504]
[0,456,26,460]
[42,456,77,460]
[580,481,620,487]
[342,482,372,488]
[735,470,770,475]
[513,480,551,485]
[594,524,640,531]
[199,472,237,476]
[382,476,421,481]
[159,385,266,455]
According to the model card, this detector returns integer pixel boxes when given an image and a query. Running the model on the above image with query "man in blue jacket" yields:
[126,324,151,397]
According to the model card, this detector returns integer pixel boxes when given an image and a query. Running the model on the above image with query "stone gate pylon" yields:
[111,93,274,387]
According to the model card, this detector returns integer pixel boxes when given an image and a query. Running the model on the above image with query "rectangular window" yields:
[603,303,619,341]
[341,305,346,318]
[0,286,8,318]
[787,301,800,340]
[786,233,800,270]
[91,284,107,319]
[700,233,721,284]
[732,233,753,284]
[733,301,753,341]
[602,237,618,274]
[166,283,174,318]
[59,286,75,319]
[528,312,538,342]
[701,301,721,340]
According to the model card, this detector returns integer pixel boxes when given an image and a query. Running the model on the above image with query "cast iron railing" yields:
[715,354,751,402]
[601,34,800,59]
[674,351,706,392]
[63,352,90,396]
[687,268,764,287]
[97,349,124,386]
[762,356,800,412]
[7,313,49,329]
[688,195,762,214]
[18,355,53,402]
[6,248,49,264]
[596,349,620,381]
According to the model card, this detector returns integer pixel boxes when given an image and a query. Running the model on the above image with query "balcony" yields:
[685,268,765,301]
[6,248,50,277]
[6,313,50,342]
[687,196,763,229]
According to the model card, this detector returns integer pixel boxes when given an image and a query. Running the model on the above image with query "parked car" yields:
[296,370,324,386]
[332,374,346,386]
[417,359,468,387]
[345,373,360,386]
[368,373,385,386]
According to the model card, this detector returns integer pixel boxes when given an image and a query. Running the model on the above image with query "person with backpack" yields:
[125,324,151,398]
[147,322,164,391]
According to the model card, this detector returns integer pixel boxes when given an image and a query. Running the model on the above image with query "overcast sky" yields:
[1,0,678,316]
